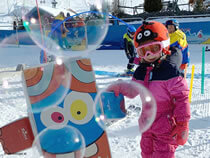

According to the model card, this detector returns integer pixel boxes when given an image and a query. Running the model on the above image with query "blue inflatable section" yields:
[1,20,210,49]
[101,24,132,49]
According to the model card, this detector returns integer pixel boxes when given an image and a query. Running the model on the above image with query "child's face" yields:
[167,25,176,34]
[130,34,134,38]
[136,40,162,63]
[128,32,135,39]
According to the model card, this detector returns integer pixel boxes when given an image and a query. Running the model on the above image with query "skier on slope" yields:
[165,19,190,79]
[123,25,137,76]
[108,21,191,158]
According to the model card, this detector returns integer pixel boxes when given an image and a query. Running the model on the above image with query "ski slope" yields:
[0,44,210,157]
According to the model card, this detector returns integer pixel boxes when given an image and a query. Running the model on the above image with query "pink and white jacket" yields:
[132,52,190,124]
[107,47,191,158]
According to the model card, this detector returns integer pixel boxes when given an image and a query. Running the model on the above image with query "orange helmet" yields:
[134,21,170,51]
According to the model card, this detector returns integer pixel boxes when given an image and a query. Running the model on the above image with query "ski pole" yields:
[189,64,195,103]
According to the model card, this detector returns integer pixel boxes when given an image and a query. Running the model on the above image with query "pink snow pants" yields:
[140,112,178,158]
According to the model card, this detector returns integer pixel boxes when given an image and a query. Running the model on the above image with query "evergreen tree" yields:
[111,0,125,17]
[193,0,204,12]
[144,0,163,13]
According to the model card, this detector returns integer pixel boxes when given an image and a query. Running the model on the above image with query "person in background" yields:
[51,12,66,49]
[123,25,137,75]
[13,20,17,30]
[65,12,74,29]
[165,19,190,78]
[108,21,190,158]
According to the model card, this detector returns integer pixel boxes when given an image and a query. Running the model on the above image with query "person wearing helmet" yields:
[123,25,137,75]
[108,21,190,158]
[165,19,190,78]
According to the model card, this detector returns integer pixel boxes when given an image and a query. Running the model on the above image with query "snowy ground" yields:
[0,44,210,158]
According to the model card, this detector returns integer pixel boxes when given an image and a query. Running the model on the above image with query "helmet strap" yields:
[156,50,169,68]
[173,25,177,31]
[159,52,167,61]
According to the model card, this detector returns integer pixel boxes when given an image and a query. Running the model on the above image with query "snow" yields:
[0,43,210,158]
[0,1,210,157]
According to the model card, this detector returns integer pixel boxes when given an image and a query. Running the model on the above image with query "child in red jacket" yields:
[108,21,190,158]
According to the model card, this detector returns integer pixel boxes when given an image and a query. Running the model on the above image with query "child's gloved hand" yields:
[107,81,138,98]
[180,63,187,70]
[171,122,189,145]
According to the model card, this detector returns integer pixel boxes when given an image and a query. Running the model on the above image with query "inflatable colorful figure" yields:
[0,57,111,158]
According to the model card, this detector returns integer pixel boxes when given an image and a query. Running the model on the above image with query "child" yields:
[165,19,190,78]
[108,21,190,158]
[123,25,137,75]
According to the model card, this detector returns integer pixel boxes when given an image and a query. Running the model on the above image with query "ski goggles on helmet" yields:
[136,41,164,60]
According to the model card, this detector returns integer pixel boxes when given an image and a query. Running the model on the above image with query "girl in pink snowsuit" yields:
[108,21,190,158]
